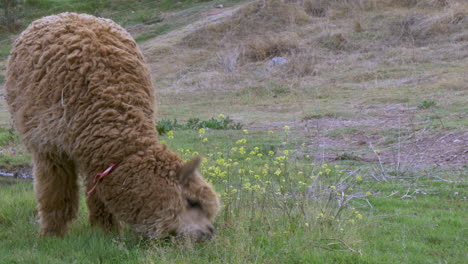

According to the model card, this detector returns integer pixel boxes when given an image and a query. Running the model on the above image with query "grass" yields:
[0,129,466,263]
[0,41,11,60]
[134,24,174,43]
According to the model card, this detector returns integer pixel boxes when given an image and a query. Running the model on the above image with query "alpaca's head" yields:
[175,156,220,242]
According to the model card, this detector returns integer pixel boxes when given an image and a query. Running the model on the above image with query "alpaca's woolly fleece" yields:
[6,13,219,239]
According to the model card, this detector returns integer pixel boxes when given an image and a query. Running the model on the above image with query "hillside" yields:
[139,0,467,168]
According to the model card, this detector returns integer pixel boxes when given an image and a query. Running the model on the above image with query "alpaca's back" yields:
[6,13,155,157]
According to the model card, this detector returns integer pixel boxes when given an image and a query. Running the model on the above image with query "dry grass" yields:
[283,50,317,77]
[243,31,301,61]
[181,0,310,49]
[387,3,468,45]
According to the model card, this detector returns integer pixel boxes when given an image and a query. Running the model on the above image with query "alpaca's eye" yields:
[187,199,201,209]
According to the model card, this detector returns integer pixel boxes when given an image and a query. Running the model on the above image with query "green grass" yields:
[0,129,466,263]
[360,179,467,263]
[135,24,174,43]
[0,41,12,60]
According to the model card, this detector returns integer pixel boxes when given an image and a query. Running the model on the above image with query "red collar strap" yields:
[86,164,117,196]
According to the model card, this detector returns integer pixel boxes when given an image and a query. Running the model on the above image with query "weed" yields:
[0,127,20,146]
[417,100,437,109]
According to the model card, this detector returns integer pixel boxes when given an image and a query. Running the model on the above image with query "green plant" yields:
[418,100,437,109]
[157,115,243,135]
[0,127,20,146]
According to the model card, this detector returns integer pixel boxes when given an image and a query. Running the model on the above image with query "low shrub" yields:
[157,115,243,135]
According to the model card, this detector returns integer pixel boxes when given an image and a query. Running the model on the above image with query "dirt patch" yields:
[247,104,468,168]
[0,165,32,185]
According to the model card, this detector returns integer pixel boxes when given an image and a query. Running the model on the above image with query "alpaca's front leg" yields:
[33,153,79,236]
[86,192,121,232]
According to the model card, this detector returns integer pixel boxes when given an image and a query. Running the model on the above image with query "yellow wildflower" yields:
[238,147,246,154]
[198,128,206,136]
[167,130,174,139]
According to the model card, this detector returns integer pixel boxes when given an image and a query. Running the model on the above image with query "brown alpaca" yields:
[5,13,219,241]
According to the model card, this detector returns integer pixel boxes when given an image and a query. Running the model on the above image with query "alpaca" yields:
[5,13,219,241]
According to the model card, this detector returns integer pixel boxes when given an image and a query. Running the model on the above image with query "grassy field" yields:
[0,0,467,263]
[1,129,466,263]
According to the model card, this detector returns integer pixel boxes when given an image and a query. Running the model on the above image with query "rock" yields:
[216,4,224,8]
[269,57,288,66]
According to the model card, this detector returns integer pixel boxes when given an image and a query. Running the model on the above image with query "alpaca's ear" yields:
[178,156,201,185]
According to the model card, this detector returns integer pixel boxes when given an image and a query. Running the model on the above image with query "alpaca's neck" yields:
[81,140,183,184]
[85,143,185,227]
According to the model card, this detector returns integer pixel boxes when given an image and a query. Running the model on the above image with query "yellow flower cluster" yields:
[163,126,366,229]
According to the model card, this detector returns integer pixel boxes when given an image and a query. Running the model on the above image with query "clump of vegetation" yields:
[244,31,301,61]
[417,100,437,109]
[157,115,243,135]
[0,0,24,32]
[0,127,19,146]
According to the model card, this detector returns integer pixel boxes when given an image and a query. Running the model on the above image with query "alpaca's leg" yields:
[86,191,121,232]
[33,153,79,237]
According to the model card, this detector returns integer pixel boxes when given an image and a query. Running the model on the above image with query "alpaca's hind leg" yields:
[33,153,79,237]
[86,194,121,232]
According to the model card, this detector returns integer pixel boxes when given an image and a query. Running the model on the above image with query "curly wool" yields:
[6,13,219,238]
